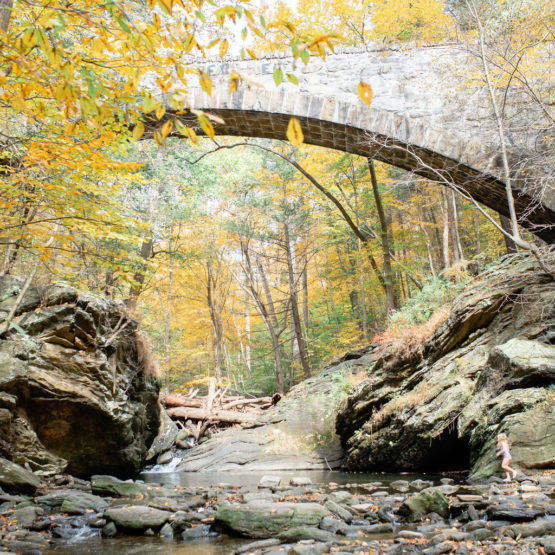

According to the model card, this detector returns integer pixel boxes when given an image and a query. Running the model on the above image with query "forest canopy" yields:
[0,0,552,395]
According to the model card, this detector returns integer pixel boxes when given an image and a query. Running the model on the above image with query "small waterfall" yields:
[144,445,193,473]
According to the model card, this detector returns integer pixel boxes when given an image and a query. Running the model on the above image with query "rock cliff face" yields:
[336,253,555,478]
[0,276,160,477]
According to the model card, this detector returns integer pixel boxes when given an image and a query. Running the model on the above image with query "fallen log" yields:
[221,397,273,410]
[161,394,203,408]
[166,406,258,424]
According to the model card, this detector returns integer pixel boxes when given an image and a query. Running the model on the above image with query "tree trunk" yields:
[499,215,518,253]
[474,206,481,256]
[368,159,397,315]
[283,219,311,379]
[126,237,153,311]
[206,260,224,382]
[439,188,451,268]
[241,241,285,394]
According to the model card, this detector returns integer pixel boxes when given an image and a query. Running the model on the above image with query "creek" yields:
[44,469,462,554]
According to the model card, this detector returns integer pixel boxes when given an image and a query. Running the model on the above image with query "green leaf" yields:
[115,15,131,33]
[273,67,283,86]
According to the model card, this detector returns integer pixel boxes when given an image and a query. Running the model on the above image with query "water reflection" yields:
[140,469,430,489]
[46,535,246,554]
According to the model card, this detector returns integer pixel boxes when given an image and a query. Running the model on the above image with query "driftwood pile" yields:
[161,378,277,441]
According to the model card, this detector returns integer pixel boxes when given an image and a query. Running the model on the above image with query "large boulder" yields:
[0,457,41,493]
[0,276,160,477]
[214,501,328,538]
[336,252,555,477]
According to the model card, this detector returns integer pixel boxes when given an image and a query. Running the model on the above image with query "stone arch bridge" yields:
[156,44,554,242]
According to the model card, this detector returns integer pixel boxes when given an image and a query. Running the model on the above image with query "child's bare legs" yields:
[502,459,517,481]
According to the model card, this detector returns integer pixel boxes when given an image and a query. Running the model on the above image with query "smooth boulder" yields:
[214,501,328,538]
[0,457,41,493]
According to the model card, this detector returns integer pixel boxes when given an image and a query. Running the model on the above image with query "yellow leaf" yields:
[161,120,173,139]
[175,121,197,144]
[286,117,303,148]
[229,73,240,93]
[357,81,373,106]
[154,130,163,145]
[132,121,145,140]
[158,0,172,14]
[198,114,215,140]
[199,71,212,96]
[155,104,166,120]
[219,39,229,58]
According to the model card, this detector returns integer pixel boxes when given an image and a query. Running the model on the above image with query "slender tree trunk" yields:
[126,238,153,311]
[283,219,311,379]
[500,215,518,253]
[206,261,224,382]
[439,188,451,268]
[244,286,251,378]
[163,250,174,393]
[301,246,309,335]
[449,190,464,262]
[474,206,481,256]
[241,241,285,394]
[357,239,368,337]
[368,159,397,315]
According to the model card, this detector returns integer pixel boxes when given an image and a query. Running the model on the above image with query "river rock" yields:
[398,488,449,522]
[104,506,172,530]
[0,277,160,478]
[258,476,281,488]
[91,475,149,498]
[156,451,173,465]
[214,500,328,538]
[60,491,109,514]
[325,499,353,522]
[0,458,41,493]
[277,526,335,542]
[487,503,545,521]
[13,506,43,528]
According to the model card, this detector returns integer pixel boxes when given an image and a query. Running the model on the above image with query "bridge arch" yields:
[161,78,554,242]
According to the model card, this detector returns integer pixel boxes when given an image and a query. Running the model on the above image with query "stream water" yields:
[45,468,460,554]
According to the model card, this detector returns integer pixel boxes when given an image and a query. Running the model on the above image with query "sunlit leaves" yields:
[199,70,212,96]
[357,81,373,106]
[133,122,145,140]
[198,114,215,140]
[286,117,304,148]
[175,121,198,144]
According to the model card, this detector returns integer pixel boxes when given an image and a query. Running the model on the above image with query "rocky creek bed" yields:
[0,464,554,554]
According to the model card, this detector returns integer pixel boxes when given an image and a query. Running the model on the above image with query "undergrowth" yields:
[372,264,473,358]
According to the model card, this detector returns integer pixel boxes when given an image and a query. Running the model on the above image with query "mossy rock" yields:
[398,487,449,522]
[214,501,328,538]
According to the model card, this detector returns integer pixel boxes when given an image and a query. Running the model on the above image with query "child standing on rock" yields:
[496,433,517,482]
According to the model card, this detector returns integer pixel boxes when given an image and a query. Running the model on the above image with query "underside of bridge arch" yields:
[158,103,554,243]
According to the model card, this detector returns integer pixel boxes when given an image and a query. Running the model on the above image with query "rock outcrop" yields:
[0,276,160,477]
[336,253,555,478]
[176,359,367,471]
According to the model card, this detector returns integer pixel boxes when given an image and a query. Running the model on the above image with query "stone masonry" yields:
[153,44,554,242]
